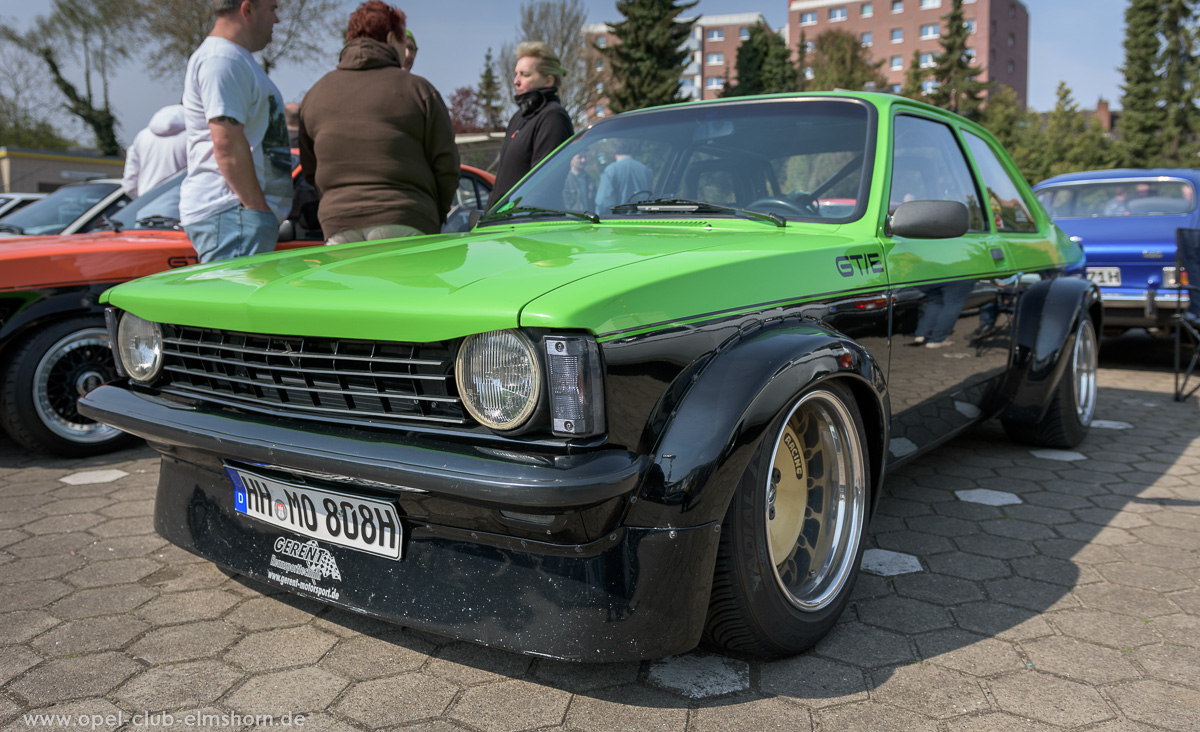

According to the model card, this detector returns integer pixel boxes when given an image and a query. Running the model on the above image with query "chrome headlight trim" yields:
[455,329,542,431]
[116,313,163,383]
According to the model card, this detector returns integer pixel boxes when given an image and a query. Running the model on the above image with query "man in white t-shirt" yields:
[181,0,292,263]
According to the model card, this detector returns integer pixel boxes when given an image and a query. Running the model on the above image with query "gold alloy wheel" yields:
[764,389,867,611]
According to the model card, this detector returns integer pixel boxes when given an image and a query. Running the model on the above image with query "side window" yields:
[963,132,1038,232]
[456,176,479,210]
[889,115,985,231]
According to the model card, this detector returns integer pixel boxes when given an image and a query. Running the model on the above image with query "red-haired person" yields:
[298,1,458,244]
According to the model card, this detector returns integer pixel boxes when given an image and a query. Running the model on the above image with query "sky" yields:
[5,0,1130,149]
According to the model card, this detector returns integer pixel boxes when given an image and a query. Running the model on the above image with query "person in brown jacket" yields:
[298,1,458,244]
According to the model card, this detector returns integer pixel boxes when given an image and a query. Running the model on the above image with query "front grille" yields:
[158,325,467,427]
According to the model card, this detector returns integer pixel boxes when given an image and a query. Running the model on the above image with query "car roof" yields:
[1034,169,1200,188]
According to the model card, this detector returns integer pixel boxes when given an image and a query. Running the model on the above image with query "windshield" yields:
[111,171,185,230]
[0,181,120,236]
[488,98,873,224]
[1036,179,1197,218]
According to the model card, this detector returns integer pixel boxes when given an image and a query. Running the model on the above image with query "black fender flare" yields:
[0,284,112,362]
[625,320,887,529]
[993,275,1102,423]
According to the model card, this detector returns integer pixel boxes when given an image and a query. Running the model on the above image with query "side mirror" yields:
[277,219,296,242]
[889,200,969,239]
[467,209,484,230]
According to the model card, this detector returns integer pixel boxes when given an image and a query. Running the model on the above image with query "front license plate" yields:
[1086,267,1122,286]
[228,468,403,560]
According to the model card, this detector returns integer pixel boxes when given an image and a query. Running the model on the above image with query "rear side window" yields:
[963,132,1038,232]
[889,115,985,231]
[1035,179,1197,218]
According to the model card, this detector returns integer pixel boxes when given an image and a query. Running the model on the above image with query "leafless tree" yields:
[1,0,139,154]
[134,0,349,78]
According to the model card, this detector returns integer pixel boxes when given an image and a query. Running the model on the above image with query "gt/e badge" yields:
[835,251,883,277]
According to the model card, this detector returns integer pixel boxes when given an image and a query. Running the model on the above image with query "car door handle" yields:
[991,248,1005,262]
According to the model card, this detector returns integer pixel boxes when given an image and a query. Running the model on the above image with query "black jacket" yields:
[488,87,573,209]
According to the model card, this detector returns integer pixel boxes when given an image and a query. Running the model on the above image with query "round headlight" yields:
[117,314,163,383]
[455,330,541,430]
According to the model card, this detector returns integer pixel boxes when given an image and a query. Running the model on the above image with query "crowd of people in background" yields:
[120,0,576,263]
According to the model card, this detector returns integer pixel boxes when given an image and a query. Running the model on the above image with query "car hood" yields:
[0,230,190,292]
[106,221,855,343]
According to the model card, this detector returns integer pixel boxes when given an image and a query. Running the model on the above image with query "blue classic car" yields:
[1034,169,1200,332]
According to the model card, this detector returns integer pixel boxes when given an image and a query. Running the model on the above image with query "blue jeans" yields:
[186,205,280,263]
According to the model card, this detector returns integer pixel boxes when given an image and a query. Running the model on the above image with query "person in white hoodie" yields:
[122,104,188,198]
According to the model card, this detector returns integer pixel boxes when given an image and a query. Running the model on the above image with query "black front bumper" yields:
[79,385,721,661]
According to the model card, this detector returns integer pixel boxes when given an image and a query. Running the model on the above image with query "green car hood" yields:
[106,222,858,342]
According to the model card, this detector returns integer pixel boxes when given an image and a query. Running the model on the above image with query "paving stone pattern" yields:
[1,354,1198,731]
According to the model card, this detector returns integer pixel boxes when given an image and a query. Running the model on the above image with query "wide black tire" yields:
[0,317,135,457]
[702,381,870,658]
[1002,314,1098,449]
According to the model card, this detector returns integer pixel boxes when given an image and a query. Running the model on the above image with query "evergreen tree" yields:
[1025,83,1117,184]
[807,29,888,92]
[978,84,1036,179]
[900,50,926,99]
[600,0,698,114]
[929,0,989,119]
[1118,0,1164,166]
[722,23,797,97]
[477,48,504,131]
[794,32,810,92]
[1157,0,1198,165]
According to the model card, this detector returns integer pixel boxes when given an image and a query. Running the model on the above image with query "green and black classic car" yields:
[80,92,1101,661]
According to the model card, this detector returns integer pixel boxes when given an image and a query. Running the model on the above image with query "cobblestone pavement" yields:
[1,334,1198,732]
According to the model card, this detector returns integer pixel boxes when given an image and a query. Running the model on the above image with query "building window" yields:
[921,79,939,93]
[804,40,815,52]
[707,28,724,41]
[920,23,939,39]
[595,35,606,48]
[920,0,940,7]
[1009,3,1016,16]
[800,11,817,25]
[965,47,976,60]
[804,66,815,80]
[1007,60,1015,73]
[890,55,903,70]
[596,104,606,117]
[891,83,902,93]
[891,28,903,42]
[706,76,723,89]
[706,52,724,65]
[965,19,976,34]
[862,2,874,17]
[830,7,847,21]
[919,52,935,67]
[739,27,750,40]
[1008,33,1015,47]
[861,31,873,47]
[595,59,604,71]
[892,0,903,13]
[595,82,604,94]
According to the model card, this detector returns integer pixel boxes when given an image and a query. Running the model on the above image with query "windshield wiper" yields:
[0,223,25,234]
[135,215,181,229]
[609,198,785,228]
[480,206,600,225]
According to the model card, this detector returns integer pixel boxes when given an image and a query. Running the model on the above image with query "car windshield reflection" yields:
[0,182,120,236]
[491,98,873,224]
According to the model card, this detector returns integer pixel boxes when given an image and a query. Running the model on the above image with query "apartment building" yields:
[582,13,772,123]
[786,0,1029,104]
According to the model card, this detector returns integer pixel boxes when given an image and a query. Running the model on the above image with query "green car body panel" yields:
[81,92,1099,662]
